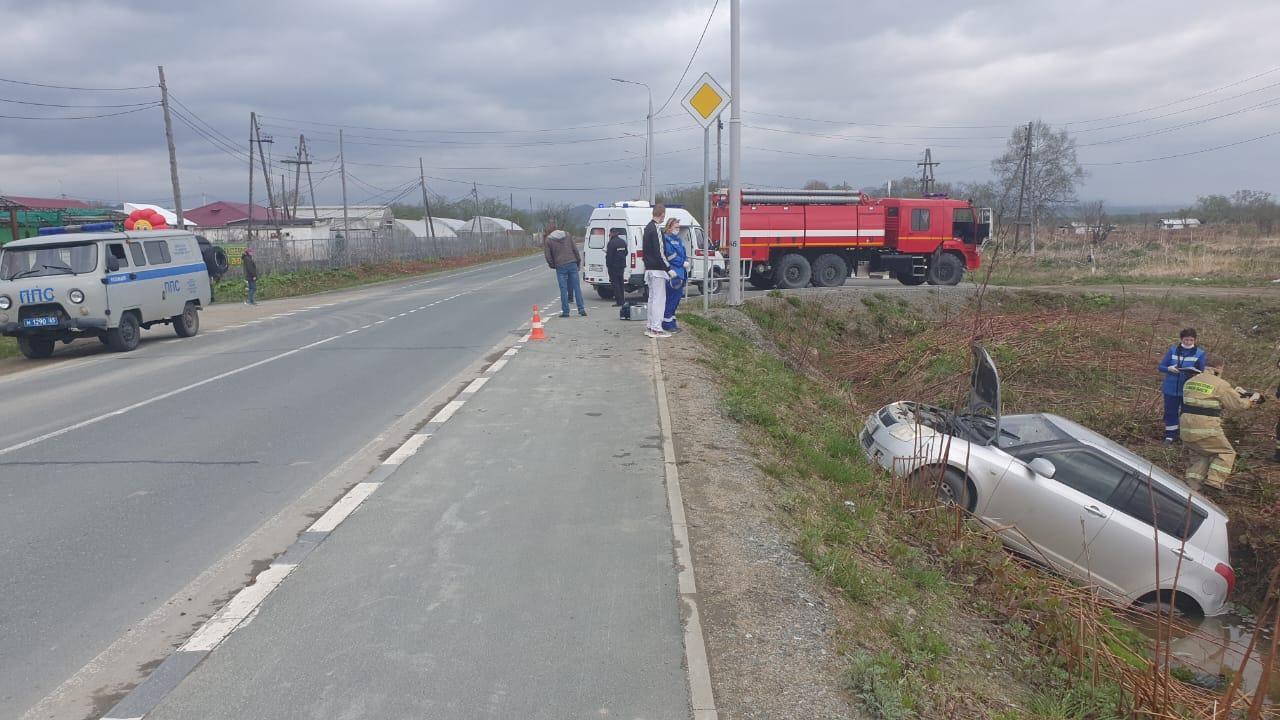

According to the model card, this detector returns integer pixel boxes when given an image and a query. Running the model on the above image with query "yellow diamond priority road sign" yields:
[681,72,730,128]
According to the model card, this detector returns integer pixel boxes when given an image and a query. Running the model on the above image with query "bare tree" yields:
[1083,200,1112,245]
[991,121,1086,250]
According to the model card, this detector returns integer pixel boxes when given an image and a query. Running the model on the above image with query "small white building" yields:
[1159,218,1202,230]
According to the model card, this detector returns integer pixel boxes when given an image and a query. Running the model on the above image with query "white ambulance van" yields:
[0,224,211,358]
[580,201,725,301]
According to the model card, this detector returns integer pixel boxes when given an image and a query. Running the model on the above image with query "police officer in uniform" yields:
[1179,354,1262,491]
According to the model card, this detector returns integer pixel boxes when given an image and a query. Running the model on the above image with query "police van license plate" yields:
[589,264,604,272]
[23,316,59,328]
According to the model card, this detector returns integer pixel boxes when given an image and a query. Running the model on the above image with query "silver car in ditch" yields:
[861,346,1235,616]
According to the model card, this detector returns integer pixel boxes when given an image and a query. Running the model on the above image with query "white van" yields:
[581,201,725,301]
[0,224,211,358]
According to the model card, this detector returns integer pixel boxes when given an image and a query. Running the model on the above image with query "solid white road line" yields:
[0,334,340,458]
[307,482,381,534]
[430,400,465,424]
[382,434,431,465]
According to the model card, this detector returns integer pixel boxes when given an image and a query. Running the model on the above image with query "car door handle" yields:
[1085,505,1107,518]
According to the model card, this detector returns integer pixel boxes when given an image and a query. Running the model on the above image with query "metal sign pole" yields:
[703,124,711,312]
[727,0,743,306]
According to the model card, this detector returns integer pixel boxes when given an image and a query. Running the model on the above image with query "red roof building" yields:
[184,201,276,228]
[1,195,95,210]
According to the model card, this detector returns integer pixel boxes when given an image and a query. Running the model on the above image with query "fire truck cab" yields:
[710,189,990,289]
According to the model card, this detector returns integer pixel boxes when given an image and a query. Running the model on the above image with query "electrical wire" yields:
[0,104,160,120]
[1083,128,1280,166]
[257,113,648,135]
[262,123,698,149]
[1065,66,1280,126]
[342,146,697,172]
[0,76,157,92]
[1077,96,1280,148]
[654,0,720,116]
[744,145,918,163]
[744,124,1003,148]
[748,111,1009,131]
[0,97,159,109]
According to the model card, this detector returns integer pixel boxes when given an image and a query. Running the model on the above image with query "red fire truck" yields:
[708,189,990,288]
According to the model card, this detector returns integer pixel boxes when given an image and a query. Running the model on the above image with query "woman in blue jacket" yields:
[661,218,688,333]
[1158,328,1206,442]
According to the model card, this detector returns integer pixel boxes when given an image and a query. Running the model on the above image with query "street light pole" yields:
[727,0,743,306]
[612,77,654,202]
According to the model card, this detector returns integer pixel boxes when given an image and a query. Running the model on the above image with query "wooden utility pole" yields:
[252,114,282,240]
[1012,121,1033,253]
[339,129,350,242]
[419,157,439,258]
[301,135,318,220]
[281,134,311,220]
[247,113,255,245]
[157,66,184,229]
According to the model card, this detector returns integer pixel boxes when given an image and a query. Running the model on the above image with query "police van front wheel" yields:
[105,313,141,352]
[17,335,55,359]
[173,303,200,338]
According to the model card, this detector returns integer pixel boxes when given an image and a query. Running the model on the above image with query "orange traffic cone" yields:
[529,304,547,340]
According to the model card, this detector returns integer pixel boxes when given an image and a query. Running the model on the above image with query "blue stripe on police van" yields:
[105,262,208,285]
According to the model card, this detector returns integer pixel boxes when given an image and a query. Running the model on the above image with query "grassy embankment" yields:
[684,288,1279,719]
[0,249,539,359]
[986,227,1280,288]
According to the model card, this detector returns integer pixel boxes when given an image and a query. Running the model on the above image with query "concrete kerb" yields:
[651,339,720,719]
[100,304,555,720]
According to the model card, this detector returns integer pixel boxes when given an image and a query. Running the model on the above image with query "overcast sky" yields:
[1,0,1277,212]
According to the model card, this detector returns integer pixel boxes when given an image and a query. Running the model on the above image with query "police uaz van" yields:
[0,223,211,359]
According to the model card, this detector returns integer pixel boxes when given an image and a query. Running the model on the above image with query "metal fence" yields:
[203,225,543,279]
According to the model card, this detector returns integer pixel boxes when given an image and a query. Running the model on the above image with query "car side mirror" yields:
[1027,457,1056,479]
[106,256,120,272]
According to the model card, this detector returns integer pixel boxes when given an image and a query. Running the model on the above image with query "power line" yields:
[744,123,1003,148]
[1071,82,1280,134]
[743,144,917,163]
[256,113,649,135]
[748,111,1009,131]
[263,123,698,149]
[421,175,701,192]
[0,76,157,92]
[0,97,158,109]
[342,146,696,172]
[0,104,160,120]
[1083,128,1280,166]
[654,0,720,115]
[1065,66,1280,126]
[1077,96,1280,148]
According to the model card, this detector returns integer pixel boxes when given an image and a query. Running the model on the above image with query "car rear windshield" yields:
[0,242,98,279]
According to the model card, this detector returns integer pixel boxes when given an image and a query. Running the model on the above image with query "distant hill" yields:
[567,204,595,230]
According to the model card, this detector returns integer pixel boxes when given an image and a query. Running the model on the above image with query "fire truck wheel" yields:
[774,253,812,289]
[811,254,848,287]
[748,271,775,290]
[926,252,965,286]
[897,274,927,286]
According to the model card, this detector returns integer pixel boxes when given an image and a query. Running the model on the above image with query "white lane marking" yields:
[503,348,518,357]
[382,433,432,465]
[487,358,508,373]
[374,320,385,325]
[305,305,323,310]
[397,313,407,317]
[430,400,465,424]
[518,333,531,343]
[180,563,298,652]
[361,324,372,329]
[345,329,360,335]
[307,482,381,533]
[463,377,489,393]
[651,341,717,716]
[0,335,340,458]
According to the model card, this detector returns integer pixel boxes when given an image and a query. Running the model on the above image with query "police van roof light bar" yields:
[37,222,117,236]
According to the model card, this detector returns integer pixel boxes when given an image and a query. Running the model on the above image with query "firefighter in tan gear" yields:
[1179,354,1261,490]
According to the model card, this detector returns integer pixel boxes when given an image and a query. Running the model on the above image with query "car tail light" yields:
[1214,563,1235,597]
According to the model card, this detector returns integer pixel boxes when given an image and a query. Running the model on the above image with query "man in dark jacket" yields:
[605,229,628,306]
[642,204,673,337]
[544,229,586,317]
[242,247,259,305]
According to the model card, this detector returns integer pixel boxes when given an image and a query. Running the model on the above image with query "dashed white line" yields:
[503,348,519,357]
[463,377,489,393]
[382,433,432,465]
[180,563,298,653]
[430,400,466,424]
[361,324,372,329]
[487,358,509,373]
[345,329,360,335]
[374,320,385,325]
[308,482,381,534]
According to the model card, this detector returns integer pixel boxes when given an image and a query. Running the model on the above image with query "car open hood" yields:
[962,345,1001,446]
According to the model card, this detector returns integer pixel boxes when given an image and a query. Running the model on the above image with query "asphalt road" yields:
[2,256,556,720]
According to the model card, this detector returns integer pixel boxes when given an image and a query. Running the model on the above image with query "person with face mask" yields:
[1157,328,1206,443]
